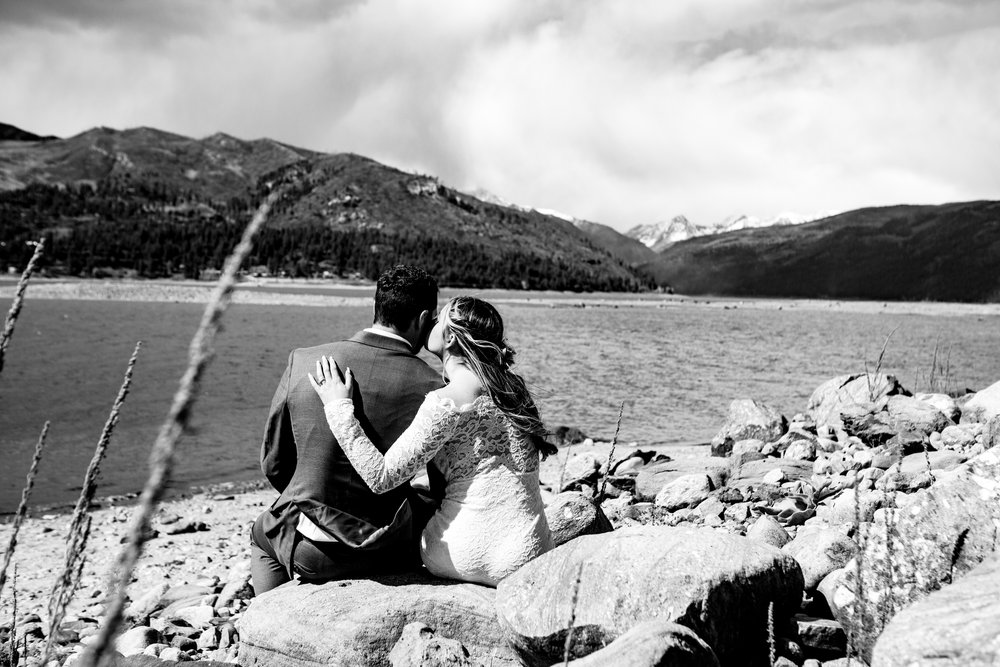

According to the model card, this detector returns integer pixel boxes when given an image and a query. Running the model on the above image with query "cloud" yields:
[1,0,999,228]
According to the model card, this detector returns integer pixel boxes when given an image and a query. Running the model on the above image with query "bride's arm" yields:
[322,394,457,493]
[309,355,458,493]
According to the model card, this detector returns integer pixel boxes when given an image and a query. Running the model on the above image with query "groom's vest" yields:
[260,330,442,563]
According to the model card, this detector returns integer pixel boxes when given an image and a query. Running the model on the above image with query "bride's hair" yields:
[440,296,556,458]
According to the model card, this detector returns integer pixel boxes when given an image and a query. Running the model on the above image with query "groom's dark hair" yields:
[374,265,438,331]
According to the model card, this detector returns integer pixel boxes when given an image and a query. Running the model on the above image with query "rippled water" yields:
[2,295,999,512]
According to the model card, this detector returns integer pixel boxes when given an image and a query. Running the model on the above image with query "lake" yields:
[2,285,999,513]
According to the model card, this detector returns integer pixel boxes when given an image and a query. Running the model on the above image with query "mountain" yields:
[570,219,659,266]
[626,216,713,252]
[0,126,317,196]
[526,206,658,266]
[0,125,649,291]
[0,122,58,143]
[640,201,1000,302]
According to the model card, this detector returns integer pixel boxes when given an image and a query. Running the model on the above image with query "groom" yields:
[251,265,443,594]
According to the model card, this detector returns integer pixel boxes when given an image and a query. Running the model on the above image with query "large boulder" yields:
[711,400,787,457]
[495,526,803,667]
[884,395,952,435]
[828,447,1000,661]
[634,457,729,501]
[556,621,720,667]
[961,379,1000,424]
[782,527,857,591]
[870,553,1000,667]
[236,573,518,667]
[807,374,908,429]
[544,492,613,547]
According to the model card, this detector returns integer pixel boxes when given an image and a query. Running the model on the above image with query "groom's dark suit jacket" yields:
[259,330,443,571]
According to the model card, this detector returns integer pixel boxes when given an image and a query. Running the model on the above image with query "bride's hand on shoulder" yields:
[308,355,354,404]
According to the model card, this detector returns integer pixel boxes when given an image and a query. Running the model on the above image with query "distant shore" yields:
[3,276,999,317]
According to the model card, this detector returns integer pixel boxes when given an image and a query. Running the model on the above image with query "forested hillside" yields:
[0,127,652,291]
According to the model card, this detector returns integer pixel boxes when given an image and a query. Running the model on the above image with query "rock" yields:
[695,496,726,519]
[913,392,960,422]
[794,615,846,660]
[711,400,787,457]
[170,605,215,628]
[388,622,472,667]
[553,426,589,447]
[731,460,813,488]
[215,561,253,610]
[883,430,929,456]
[782,438,818,461]
[724,502,752,523]
[556,620,720,666]
[814,489,888,525]
[762,469,786,485]
[988,414,1000,449]
[815,568,851,622]
[746,515,790,548]
[888,450,966,476]
[884,395,952,435]
[158,647,184,661]
[159,519,209,535]
[544,492,613,547]
[938,423,980,451]
[196,625,220,651]
[870,553,1000,667]
[495,526,803,667]
[118,626,163,656]
[127,583,171,622]
[160,585,215,607]
[960,379,1000,423]
[783,528,858,591]
[560,453,601,488]
[653,474,713,511]
[831,447,1000,661]
[808,374,908,429]
[634,458,729,501]
[237,572,518,667]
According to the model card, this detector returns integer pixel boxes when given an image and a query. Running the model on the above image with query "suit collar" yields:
[349,330,417,354]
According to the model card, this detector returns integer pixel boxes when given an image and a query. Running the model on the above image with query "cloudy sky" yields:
[2,0,998,230]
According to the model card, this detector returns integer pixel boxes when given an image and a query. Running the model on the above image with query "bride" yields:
[309,296,556,586]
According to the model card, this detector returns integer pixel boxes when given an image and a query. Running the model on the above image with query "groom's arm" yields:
[261,352,296,492]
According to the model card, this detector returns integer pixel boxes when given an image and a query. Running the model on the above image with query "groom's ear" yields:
[416,309,434,338]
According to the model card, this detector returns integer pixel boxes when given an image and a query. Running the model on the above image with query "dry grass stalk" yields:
[0,422,50,600]
[6,564,18,667]
[881,500,896,626]
[865,325,899,402]
[767,600,776,666]
[45,341,141,661]
[562,563,584,667]
[0,238,45,376]
[598,401,625,501]
[847,469,865,666]
[79,192,279,667]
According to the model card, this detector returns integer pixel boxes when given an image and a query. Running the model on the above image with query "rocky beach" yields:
[3,371,999,666]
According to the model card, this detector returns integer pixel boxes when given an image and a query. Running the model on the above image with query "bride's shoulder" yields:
[426,387,488,413]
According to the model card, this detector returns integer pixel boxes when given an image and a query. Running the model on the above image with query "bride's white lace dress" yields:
[324,390,553,586]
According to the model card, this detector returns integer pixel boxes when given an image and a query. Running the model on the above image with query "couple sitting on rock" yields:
[251,265,557,593]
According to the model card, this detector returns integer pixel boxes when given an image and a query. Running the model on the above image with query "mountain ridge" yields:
[640,201,1000,302]
[0,123,649,291]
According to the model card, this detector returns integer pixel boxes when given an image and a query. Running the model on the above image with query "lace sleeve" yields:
[323,393,459,493]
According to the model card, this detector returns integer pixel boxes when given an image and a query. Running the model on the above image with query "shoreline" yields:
[2,276,999,317]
